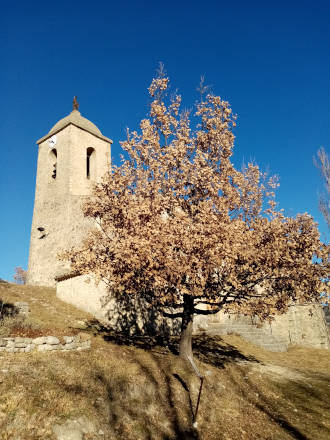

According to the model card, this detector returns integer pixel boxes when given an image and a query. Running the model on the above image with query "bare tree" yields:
[314,147,330,230]
[13,267,27,285]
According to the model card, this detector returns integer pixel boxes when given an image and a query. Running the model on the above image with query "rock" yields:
[32,337,47,345]
[63,343,76,350]
[72,320,88,330]
[52,416,95,440]
[94,397,104,408]
[63,336,74,344]
[46,336,60,345]
[0,339,6,347]
[14,302,30,315]
[53,423,82,440]
[15,342,27,348]
[5,341,15,348]
[42,344,59,351]
[14,337,25,343]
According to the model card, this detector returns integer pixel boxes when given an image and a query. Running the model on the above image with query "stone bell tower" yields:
[27,98,112,287]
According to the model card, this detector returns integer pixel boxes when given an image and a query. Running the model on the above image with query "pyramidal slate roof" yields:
[37,109,112,144]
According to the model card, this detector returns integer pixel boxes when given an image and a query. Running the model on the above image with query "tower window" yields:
[87,147,95,179]
[50,149,57,179]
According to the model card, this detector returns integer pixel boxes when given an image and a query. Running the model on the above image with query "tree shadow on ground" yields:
[84,319,258,368]
[92,353,200,439]
[81,319,328,439]
[193,334,258,368]
[226,363,330,440]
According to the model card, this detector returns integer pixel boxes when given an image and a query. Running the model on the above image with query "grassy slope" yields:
[0,282,329,440]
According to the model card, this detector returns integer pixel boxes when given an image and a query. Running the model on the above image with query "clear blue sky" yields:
[1,0,329,281]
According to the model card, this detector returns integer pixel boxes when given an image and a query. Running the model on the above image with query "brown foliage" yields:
[62,71,329,357]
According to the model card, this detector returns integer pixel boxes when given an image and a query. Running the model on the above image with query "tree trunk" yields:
[179,294,194,360]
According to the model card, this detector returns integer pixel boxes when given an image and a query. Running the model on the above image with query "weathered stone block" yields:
[46,336,60,345]
[14,302,30,315]
[6,341,15,348]
[15,342,27,348]
[14,337,26,343]
[44,344,59,351]
[33,337,47,345]
[63,336,74,344]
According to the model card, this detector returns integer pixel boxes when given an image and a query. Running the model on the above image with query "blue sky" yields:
[1,0,329,281]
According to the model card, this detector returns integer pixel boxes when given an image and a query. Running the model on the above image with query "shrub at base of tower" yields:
[61,71,330,365]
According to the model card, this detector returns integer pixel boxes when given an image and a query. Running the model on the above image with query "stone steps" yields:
[199,322,288,352]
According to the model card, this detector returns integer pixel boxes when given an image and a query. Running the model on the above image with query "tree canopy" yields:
[62,70,329,361]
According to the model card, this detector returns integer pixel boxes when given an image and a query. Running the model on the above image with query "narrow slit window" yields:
[87,147,95,180]
[50,149,57,179]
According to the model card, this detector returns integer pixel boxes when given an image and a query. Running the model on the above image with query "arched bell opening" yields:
[50,148,57,179]
[87,147,95,180]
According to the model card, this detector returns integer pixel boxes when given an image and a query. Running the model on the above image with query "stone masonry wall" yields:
[0,334,91,354]
[57,275,180,337]
[27,124,111,287]
[194,303,330,352]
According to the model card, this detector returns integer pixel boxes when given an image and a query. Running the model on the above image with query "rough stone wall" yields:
[0,334,91,353]
[194,304,330,351]
[57,275,180,337]
[56,275,110,321]
[27,125,111,287]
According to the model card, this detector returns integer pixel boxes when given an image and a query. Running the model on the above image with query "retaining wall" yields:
[0,334,91,353]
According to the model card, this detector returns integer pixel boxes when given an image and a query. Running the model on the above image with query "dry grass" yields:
[0,282,93,337]
[0,282,330,439]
